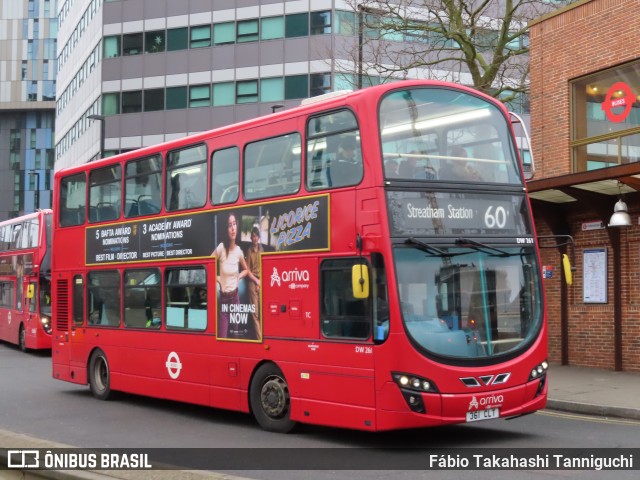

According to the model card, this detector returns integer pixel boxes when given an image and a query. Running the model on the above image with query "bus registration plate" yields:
[466,408,499,423]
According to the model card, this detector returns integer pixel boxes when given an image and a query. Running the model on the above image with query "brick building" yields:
[528,0,640,371]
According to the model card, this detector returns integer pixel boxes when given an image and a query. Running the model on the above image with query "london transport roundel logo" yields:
[601,82,636,123]
[165,351,182,379]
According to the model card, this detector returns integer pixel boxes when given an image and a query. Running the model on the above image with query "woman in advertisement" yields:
[212,212,258,339]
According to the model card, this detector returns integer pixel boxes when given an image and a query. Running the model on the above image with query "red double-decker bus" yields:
[51,80,547,432]
[0,210,53,352]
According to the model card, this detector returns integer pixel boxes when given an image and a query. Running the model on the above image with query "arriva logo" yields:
[270,268,281,287]
[469,394,504,410]
[270,267,310,288]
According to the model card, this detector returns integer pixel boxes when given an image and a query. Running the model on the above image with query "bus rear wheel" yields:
[250,363,295,433]
[88,349,112,400]
[18,325,27,353]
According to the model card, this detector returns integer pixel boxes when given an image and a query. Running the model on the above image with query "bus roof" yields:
[0,209,52,227]
[56,79,501,177]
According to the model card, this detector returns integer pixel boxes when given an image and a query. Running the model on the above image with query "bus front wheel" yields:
[250,363,295,433]
[88,349,112,400]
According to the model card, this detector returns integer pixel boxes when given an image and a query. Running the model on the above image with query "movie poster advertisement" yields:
[85,195,329,342]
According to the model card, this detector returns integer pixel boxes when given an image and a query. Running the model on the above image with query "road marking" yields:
[539,410,640,426]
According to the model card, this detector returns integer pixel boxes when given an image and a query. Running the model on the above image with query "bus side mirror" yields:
[351,264,370,299]
[27,284,35,299]
[509,112,535,181]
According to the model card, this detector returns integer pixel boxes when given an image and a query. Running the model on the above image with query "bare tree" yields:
[336,1,574,102]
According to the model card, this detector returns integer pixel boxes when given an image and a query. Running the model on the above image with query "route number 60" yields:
[484,206,507,229]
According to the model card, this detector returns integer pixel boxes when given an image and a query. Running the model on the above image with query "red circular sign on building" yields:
[601,82,636,123]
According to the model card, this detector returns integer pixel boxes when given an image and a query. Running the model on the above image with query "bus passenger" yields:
[145,289,161,328]
[385,159,400,178]
[440,146,480,181]
[329,137,362,187]
[212,212,251,339]
[189,287,207,310]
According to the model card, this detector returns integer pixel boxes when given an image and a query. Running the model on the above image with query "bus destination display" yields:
[387,191,532,237]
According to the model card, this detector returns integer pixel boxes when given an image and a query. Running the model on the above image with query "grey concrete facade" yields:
[0,0,56,220]
[55,0,347,170]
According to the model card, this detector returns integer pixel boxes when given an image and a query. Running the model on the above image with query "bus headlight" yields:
[392,372,438,393]
[40,315,52,334]
[392,372,438,414]
[528,360,549,381]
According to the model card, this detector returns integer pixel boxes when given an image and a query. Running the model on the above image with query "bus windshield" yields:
[394,245,541,360]
[379,87,522,184]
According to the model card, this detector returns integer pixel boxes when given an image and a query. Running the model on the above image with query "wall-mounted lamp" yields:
[609,183,632,227]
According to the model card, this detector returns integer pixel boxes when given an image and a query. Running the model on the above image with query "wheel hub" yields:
[261,376,289,418]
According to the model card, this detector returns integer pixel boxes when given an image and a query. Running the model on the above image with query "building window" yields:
[260,77,284,102]
[189,84,211,108]
[28,81,38,101]
[237,19,259,43]
[166,86,187,109]
[104,36,121,57]
[213,22,235,45]
[311,11,332,35]
[123,33,143,55]
[10,130,21,153]
[27,39,35,59]
[144,89,164,112]
[190,25,211,48]
[167,27,188,51]
[43,81,55,101]
[285,75,308,100]
[572,60,640,172]
[310,73,331,97]
[213,82,235,106]
[261,17,284,40]
[286,13,309,38]
[145,30,166,53]
[122,90,143,113]
[236,80,258,104]
[103,92,121,115]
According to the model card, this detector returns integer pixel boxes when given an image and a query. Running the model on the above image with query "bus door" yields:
[52,273,87,384]
[24,277,38,346]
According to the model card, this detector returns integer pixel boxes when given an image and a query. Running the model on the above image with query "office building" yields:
[55,0,537,171]
[0,0,57,220]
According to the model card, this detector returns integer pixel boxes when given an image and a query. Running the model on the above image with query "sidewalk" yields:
[546,364,640,421]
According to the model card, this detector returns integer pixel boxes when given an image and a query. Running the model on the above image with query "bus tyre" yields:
[250,363,295,433]
[88,349,112,400]
[19,325,27,353]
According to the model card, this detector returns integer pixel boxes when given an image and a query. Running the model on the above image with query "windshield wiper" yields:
[405,238,457,257]
[455,238,510,257]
